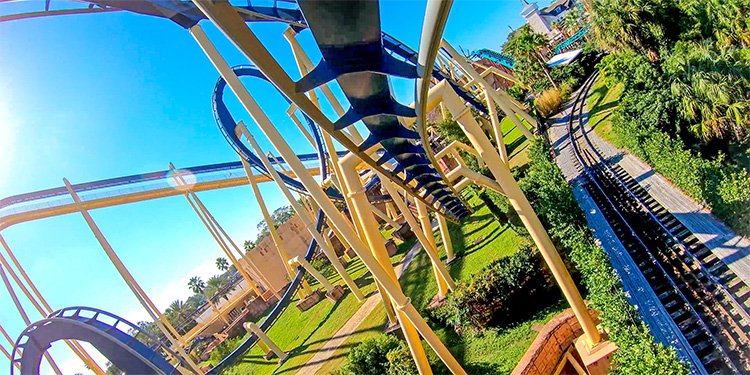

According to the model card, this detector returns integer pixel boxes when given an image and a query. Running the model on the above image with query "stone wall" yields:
[512,309,598,375]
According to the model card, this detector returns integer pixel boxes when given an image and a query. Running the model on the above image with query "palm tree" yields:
[561,6,585,36]
[187,276,205,295]
[205,275,227,299]
[215,257,229,272]
[165,299,189,326]
[503,25,558,89]
[590,0,679,61]
[666,41,750,141]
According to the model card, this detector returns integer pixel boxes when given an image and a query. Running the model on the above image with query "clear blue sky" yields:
[0,1,534,372]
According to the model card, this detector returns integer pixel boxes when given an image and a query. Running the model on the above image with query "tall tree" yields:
[215,257,229,271]
[187,276,205,295]
[503,25,558,89]
[590,0,680,61]
[165,299,189,326]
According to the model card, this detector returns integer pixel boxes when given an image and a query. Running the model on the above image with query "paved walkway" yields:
[294,238,424,375]
[546,94,705,373]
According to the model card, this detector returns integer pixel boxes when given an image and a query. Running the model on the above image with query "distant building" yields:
[520,0,579,41]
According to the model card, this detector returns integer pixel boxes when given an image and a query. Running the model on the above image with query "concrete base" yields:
[574,336,618,375]
[345,248,357,259]
[295,289,323,312]
[338,256,348,268]
[384,321,405,340]
[263,350,276,360]
[384,239,398,257]
[325,285,346,302]
[392,223,415,242]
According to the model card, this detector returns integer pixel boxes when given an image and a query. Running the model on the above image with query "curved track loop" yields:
[569,74,750,374]
[11,307,182,375]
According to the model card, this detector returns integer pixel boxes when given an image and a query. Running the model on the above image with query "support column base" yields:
[345,248,357,259]
[338,256,349,268]
[295,289,323,312]
[573,336,618,375]
[384,321,405,340]
[325,285,346,302]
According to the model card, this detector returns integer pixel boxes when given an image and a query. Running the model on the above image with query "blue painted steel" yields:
[295,0,468,220]
[12,307,181,375]
[470,48,515,70]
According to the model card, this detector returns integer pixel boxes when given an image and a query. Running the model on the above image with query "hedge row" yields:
[521,138,687,374]
[431,246,559,333]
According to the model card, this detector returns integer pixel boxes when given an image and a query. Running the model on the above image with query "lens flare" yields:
[166,169,197,191]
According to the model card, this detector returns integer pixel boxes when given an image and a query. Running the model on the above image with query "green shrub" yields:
[520,137,687,374]
[303,256,336,286]
[340,335,416,375]
[208,336,244,365]
[507,84,528,102]
[431,246,559,333]
[606,82,750,236]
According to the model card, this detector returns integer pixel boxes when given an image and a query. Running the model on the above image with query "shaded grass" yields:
[500,116,533,170]
[586,78,623,143]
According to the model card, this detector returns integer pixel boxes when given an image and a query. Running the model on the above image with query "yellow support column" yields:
[289,256,334,292]
[63,179,201,374]
[0,324,21,370]
[244,322,288,363]
[188,19,465,374]
[484,90,509,164]
[436,214,455,263]
[379,175,456,291]
[338,154,433,375]
[415,201,449,298]
[441,40,536,141]
[438,85,602,347]
[0,264,62,374]
[241,127,365,302]
[237,152,312,297]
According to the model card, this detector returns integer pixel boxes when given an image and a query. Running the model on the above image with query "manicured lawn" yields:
[317,192,561,374]
[500,116,534,170]
[223,238,413,375]
[586,78,623,143]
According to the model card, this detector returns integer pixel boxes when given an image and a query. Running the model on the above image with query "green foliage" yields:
[209,336,244,365]
[597,51,662,90]
[664,41,750,141]
[590,0,681,60]
[303,256,337,286]
[520,138,687,374]
[339,335,413,375]
[503,24,557,91]
[507,84,528,102]
[431,247,559,333]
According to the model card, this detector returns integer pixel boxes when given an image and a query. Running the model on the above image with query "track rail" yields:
[568,74,750,374]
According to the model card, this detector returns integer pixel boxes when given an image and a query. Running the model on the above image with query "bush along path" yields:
[518,138,687,374]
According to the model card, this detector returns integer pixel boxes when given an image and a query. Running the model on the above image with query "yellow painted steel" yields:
[414,200,450,298]
[0,264,62,374]
[0,324,21,370]
[240,126,365,301]
[0,237,104,373]
[62,178,201,373]
[289,256,333,292]
[168,163,266,300]
[440,40,536,140]
[244,322,288,363]
[188,15,466,373]
[435,82,602,347]
[436,214,455,263]
[0,168,320,231]
[484,89,509,163]
[379,175,456,292]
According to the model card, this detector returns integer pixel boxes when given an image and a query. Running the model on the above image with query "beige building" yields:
[242,214,313,293]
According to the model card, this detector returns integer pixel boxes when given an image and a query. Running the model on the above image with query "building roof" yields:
[542,0,575,16]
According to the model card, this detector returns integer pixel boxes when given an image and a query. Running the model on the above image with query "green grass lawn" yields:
[222,238,414,375]
[317,192,564,374]
[586,78,623,143]
[500,116,534,170]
